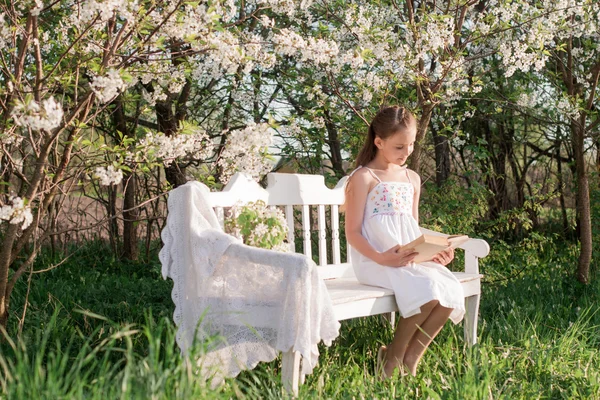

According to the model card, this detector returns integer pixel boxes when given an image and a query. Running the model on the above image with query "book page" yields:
[447,235,469,248]
[412,242,448,263]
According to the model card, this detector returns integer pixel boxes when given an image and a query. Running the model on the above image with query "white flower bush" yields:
[225,200,290,252]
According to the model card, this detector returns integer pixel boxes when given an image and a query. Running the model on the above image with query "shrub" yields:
[224,200,289,251]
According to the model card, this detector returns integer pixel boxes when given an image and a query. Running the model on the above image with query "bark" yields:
[113,96,138,260]
[410,103,435,173]
[323,110,345,178]
[556,139,570,233]
[553,34,597,283]
[156,100,187,187]
[573,123,592,284]
[0,224,19,329]
[480,119,509,219]
[122,172,138,261]
[108,185,119,254]
[432,127,450,187]
[155,41,194,189]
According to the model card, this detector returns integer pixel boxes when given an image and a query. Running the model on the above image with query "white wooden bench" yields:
[207,172,490,395]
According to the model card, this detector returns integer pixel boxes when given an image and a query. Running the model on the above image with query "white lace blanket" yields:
[159,181,340,384]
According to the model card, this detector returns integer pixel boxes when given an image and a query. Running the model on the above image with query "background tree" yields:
[0,0,282,329]
[492,0,600,283]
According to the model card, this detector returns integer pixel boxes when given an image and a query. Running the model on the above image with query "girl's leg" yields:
[382,300,438,377]
[402,303,452,375]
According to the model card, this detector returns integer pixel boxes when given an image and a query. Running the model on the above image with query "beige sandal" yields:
[377,346,409,379]
[376,345,388,380]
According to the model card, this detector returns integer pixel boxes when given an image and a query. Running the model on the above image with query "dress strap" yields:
[363,167,382,183]
[405,168,412,184]
[348,165,363,177]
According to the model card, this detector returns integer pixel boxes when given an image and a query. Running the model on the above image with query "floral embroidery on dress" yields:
[367,182,413,218]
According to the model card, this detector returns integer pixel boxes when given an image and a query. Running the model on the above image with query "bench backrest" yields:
[207,173,351,276]
[207,172,489,279]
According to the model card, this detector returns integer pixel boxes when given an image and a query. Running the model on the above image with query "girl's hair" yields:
[354,105,416,168]
[342,106,416,213]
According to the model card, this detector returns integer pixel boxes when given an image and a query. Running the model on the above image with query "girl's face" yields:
[374,126,417,166]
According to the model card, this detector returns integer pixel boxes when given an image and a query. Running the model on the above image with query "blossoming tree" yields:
[0,0,283,329]
[1,0,598,331]
[490,0,600,283]
[264,0,598,283]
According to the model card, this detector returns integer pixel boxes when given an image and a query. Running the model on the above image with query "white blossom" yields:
[0,13,12,50]
[90,69,126,103]
[556,97,579,119]
[0,196,33,229]
[69,0,138,26]
[271,242,292,253]
[312,117,325,129]
[0,130,24,147]
[259,15,275,28]
[136,128,213,166]
[226,200,289,251]
[94,165,124,186]
[273,29,339,65]
[218,123,274,184]
[11,97,64,132]
[451,137,466,147]
[253,223,269,237]
[31,0,43,16]
[420,18,455,53]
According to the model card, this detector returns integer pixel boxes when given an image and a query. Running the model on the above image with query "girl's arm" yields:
[345,169,382,262]
[345,169,416,266]
[411,169,454,266]
[410,170,421,223]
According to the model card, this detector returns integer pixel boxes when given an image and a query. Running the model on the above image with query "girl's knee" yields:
[423,300,439,310]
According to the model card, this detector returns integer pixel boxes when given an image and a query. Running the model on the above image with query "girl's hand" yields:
[376,244,417,267]
[433,247,454,266]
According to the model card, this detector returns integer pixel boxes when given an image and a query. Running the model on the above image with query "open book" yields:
[404,234,470,263]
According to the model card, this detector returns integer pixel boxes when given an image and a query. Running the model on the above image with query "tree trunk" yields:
[410,103,435,173]
[108,185,119,254]
[122,172,138,261]
[112,95,139,260]
[0,137,56,329]
[432,127,450,187]
[556,139,570,233]
[573,123,592,283]
[0,310,6,330]
[156,100,187,188]
[481,119,509,219]
[0,224,20,329]
[324,111,345,178]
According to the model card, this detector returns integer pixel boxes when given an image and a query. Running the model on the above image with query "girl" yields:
[345,105,465,378]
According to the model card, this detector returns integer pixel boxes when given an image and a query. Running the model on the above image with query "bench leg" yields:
[281,350,301,397]
[382,312,396,327]
[464,294,480,346]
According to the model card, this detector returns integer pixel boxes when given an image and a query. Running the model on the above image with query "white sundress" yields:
[350,166,465,324]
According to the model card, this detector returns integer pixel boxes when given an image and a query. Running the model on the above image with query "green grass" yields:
[2,239,600,399]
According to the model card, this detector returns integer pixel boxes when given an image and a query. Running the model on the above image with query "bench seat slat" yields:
[325,278,395,304]
[325,273,482,306]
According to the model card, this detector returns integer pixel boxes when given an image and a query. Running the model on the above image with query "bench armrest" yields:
[419,227,490,275]
[225,242,312,271]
